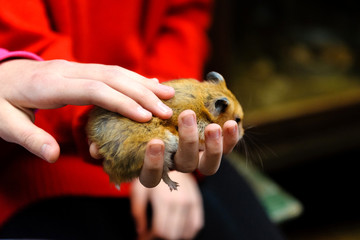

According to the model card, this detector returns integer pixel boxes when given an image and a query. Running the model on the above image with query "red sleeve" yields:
[0,0,213,155]
[141,0,213,82]
[0,0,87,149]
[0,0,76,61]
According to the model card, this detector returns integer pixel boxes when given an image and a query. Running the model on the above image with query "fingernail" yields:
[137,107,152,118]
[149,143,163,156]
[158,84,175,93]
[182,114,196,127]
[150,77,159,83]
[157,101,172,114]
[230,124,238,135]
[41,144,51,162]
[208,129,221,139]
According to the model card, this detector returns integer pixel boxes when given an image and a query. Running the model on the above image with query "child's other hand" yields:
[131,172,204,240]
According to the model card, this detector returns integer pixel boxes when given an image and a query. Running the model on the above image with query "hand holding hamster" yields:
[87,72,244,190]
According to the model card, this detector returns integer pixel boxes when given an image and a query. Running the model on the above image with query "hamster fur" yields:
[87,72,244,191]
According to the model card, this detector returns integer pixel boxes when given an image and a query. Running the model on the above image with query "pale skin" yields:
[131,172,204,240]
[0,58,240,240]
[91,114,239,240]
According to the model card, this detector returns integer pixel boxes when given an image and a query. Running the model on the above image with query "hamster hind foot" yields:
[162,171,179,191]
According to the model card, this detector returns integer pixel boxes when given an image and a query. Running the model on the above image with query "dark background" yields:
[207,1,360,239]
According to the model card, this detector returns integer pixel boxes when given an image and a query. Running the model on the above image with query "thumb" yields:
[130,180,150,235]
[17,123,60,163]
[0,103,60,163]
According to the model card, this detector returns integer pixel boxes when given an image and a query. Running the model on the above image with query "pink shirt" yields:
[0,48,42,62]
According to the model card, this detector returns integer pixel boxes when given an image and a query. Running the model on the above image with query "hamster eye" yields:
[235,117,241,124]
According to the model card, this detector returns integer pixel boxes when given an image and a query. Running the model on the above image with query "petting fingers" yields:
[61,61,175,119]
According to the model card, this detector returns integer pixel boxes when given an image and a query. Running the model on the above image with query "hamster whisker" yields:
[236,128,277,168]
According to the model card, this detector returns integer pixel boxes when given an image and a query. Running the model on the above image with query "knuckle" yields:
[179,128,198,140]
[20,130,38,150]
[30,70,54,86]
[176,160,198,173]
[83,80,105,98]
[104,65,122,81]
[181,137,198,146]
[206,145,222,156]
[179,131,198,145]
[131,84,148,97]
[50,59,69,66]
[43,59,70,70]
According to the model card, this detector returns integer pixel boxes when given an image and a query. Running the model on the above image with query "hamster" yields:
[87,72,244,191]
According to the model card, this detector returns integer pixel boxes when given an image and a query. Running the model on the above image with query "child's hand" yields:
[131,172,204,240]
[0,59,174,163]
[173,110,240,176]
[89,110,240,188]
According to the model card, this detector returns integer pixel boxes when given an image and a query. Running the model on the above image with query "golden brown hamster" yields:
[87,72,244,191]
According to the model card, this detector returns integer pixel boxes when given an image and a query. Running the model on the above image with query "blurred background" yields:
[206,0,360,239]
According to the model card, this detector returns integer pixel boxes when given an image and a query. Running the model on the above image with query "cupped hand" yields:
[0,59,174,163]
[90,109,240,188]
[131,172,204,240]
[173,110,240,176]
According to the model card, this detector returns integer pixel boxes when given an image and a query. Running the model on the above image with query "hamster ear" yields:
[205,71,225,83]
[214,97,229,115]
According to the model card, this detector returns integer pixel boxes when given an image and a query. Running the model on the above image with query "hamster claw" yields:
[167,181,179,191]
[162,173,179,191]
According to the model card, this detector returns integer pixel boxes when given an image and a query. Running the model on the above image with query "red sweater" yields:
[0,0,212,226]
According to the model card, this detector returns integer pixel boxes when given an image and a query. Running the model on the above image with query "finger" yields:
[152,201,172,238]
[181,206,204,239]
[102,79,173,119]
[183,197,204,239]
[63,78,171,121]
[52,78,154,122]
[167,204,187,239]
[198,124,223,176]
[139,139,164,188]
[223,120,240,154]
[62,61,154,86]
[174,110,199,172]
[130,180,149,235]
[15,60,169,121]
[61,61,175,117]
[0,102,60,163]
[89,142,103,159]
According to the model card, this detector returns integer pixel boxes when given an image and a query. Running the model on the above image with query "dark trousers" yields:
[0,159,284,240]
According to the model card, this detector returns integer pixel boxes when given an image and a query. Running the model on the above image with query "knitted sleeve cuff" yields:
[0,48,43,62]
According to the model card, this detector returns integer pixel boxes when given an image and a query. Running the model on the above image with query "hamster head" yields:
[203,71,244,137]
